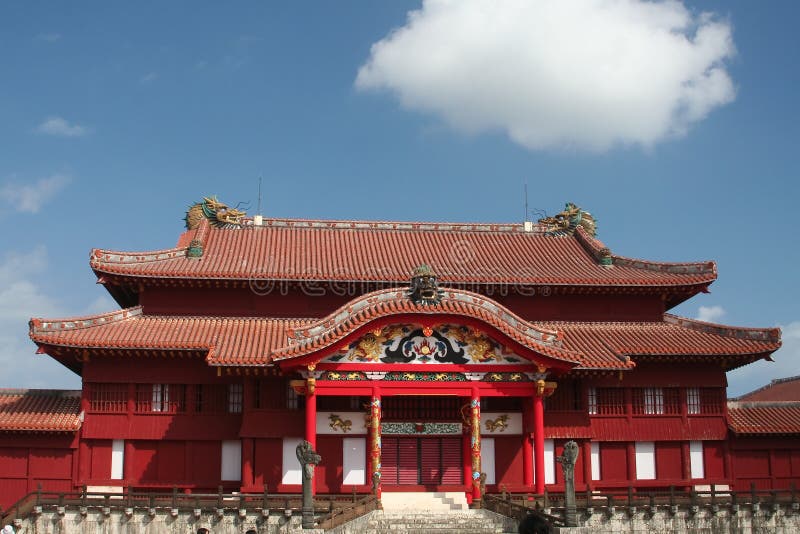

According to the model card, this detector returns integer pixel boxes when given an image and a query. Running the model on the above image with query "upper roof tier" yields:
[90,201,717,296]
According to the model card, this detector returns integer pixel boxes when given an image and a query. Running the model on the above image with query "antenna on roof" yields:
[254,176,264,227]
[523,181,533,232]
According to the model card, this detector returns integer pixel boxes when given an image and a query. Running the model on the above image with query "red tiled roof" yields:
[89,218,716,288]
[30,307,309,366]
[734,376,800,401]
[30,302,780,371]
[535,316,780,368]
[727,401,800,435]
[0,390,82,432]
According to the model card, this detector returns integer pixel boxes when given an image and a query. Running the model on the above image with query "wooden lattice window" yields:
[195,384,227,413]
[88,383,127,413]
[593,388,625,415]
[545,380,583,412]
[135,384,186,413]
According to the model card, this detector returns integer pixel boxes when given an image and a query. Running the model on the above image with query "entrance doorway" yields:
[382,437,462,486]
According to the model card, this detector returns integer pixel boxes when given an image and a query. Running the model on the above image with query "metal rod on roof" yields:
[258,176,263,215]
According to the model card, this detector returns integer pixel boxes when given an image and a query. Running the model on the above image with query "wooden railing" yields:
[316,493,380,530]
[483,483,799,527]
[0,485,374,527]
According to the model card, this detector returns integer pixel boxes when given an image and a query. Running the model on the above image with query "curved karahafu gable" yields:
[273,286,586,372]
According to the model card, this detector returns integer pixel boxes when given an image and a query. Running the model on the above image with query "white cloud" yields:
[0,174,71,213]
[140,71,158,84]
[356,0,736,152]
[0,247,116,389]
[0,248,76,388]
[728,322,800,397]
[697,305,726,323]
[36,116,88,137]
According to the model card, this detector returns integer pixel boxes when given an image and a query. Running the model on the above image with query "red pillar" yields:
[626,442,636,482]
[533,392,545,494]
[523,397,533,488]
[241,438,254,491]
[305,387,317,494]
[582,441,592,490]
[463,430,472,500]
[368,387,382,497]
[470,388,482,503]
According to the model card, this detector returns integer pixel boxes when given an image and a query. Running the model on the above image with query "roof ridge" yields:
[244,216,534,233]
[728,400,800,409]
[0,389,81,396]
[30,306,143,334]
[664,313,782,342]
[731,374,800,401]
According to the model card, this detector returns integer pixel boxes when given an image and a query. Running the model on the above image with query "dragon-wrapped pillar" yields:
[368,388,382,497]
[470,388,482,506]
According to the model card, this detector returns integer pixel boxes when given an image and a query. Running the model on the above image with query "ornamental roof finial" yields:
[185,196,247,230]
[537,202,597,237]
[408,264,443,305]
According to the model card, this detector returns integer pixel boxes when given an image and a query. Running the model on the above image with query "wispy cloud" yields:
[140,71,158,84]
[356,0,736,152]
[0,246,107,389]
[697,305,726,323]
[36,116,88,137]
[0,174,71,214]
[36,33,61,42]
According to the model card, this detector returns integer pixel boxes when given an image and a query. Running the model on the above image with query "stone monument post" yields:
[556,440,579,527]
[296,440,322,529]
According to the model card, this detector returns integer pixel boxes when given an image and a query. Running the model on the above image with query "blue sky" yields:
[1,1,797,395]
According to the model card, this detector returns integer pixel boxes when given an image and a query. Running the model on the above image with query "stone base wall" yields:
[555,505,800,534]
[5,509,324,534]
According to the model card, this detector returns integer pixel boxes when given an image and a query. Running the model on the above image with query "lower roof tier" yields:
[29,306,780,372]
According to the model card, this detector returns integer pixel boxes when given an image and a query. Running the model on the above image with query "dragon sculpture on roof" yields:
[538,202,597,237]
[185,196,247,230]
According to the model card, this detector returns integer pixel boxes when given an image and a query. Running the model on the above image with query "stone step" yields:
[381,491,468,511]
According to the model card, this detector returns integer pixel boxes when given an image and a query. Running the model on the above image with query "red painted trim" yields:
[311,381,536,397]
[317,363,536,373]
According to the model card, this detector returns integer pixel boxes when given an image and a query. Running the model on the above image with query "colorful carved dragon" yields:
[185,196,247,230]
[538,202,597,237]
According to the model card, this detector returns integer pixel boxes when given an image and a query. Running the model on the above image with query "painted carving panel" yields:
[323,324,526,365]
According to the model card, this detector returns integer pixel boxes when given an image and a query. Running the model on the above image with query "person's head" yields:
[518,513,552,534]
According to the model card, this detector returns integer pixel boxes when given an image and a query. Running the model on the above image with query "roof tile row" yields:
[0,390,82,432]
[89,218,717,287]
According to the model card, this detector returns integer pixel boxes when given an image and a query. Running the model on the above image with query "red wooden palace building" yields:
[1,199,795,510]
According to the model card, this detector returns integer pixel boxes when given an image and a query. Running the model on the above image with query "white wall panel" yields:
[282,438,303,484]
[690,441,705,479]
[221,440,241,481]
[111,440,124,480]
[342,438,366,486]
[481,438,496,485]
[635,442,656,480]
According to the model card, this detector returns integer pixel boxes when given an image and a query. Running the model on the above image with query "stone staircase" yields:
[381,491,469,511]
[363,510,517,533]
[326,492,518,534]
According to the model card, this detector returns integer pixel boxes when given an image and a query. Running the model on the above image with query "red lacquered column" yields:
[523,397,534,488]
[533,391,545,494]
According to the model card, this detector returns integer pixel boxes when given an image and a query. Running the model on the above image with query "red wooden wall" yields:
[0,436,76,510]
